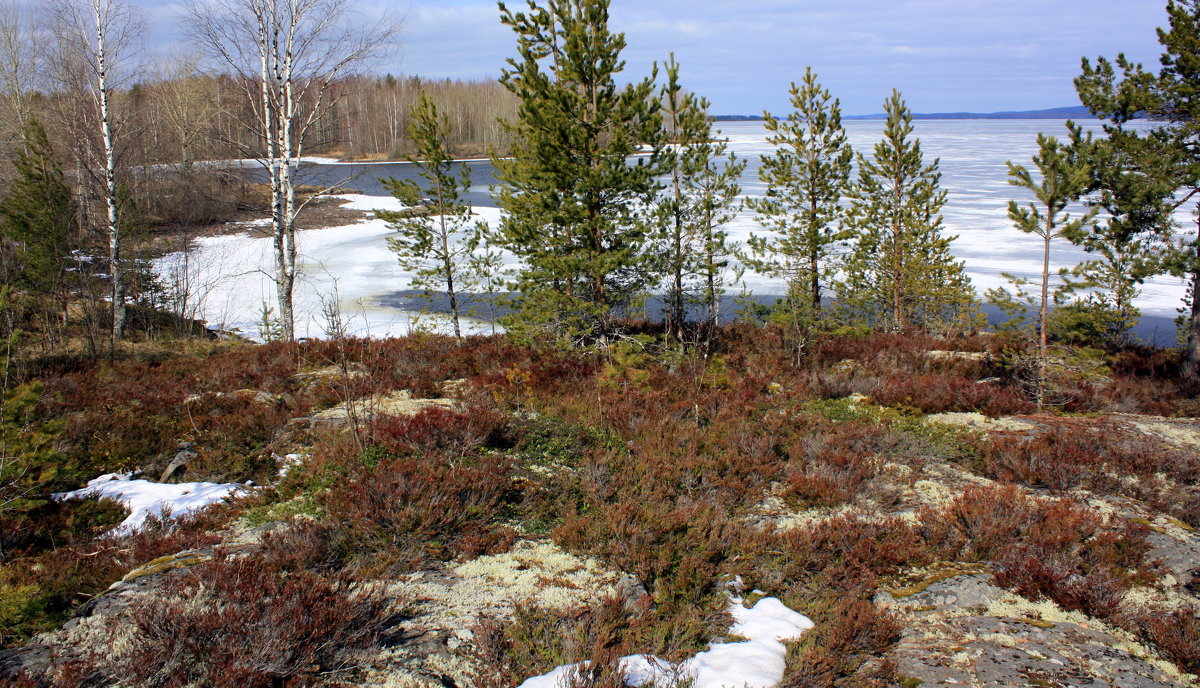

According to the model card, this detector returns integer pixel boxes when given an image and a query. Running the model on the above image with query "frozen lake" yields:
[163,119,1192,341]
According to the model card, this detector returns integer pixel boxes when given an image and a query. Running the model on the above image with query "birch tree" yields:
[53,0,142,345]
[184,0,396,340]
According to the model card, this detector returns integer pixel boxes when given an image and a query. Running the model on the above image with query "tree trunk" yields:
[1184,227,1200,388]
[1038,221,1051,408]
[94,0,124,345]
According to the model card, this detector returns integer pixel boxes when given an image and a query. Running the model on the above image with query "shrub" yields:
[979,422,1200,525]
[322,451,515,567]
[1135,608,1200,675]
[109,549,391,688]
[921,484,1153,617]
[781,598,903,688]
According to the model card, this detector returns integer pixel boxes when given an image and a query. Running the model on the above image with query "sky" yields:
[146,0,1173,116]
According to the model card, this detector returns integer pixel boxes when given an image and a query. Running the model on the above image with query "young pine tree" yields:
[1075,0,1200,384]
[998,132,1097,405]
[657,55,745,336]
[746,68,853,329]
[494,0,664,338]
[377,91,487,341]
[841,91,977,333]
[0,118,78,333]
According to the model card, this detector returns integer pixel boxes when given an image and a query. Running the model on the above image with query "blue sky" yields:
[150,0,1172,116]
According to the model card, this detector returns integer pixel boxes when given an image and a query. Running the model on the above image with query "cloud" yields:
[137,0,1171,115]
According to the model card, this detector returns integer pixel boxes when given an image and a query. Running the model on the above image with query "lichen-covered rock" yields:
[884,574,1196,688]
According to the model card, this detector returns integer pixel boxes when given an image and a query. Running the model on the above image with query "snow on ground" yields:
[516,597,814,688]
[55,473,252,536]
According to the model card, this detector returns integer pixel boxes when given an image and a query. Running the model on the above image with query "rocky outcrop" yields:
[881,574,1195,687]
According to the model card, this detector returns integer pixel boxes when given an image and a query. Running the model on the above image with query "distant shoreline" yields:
[714,105,1100,122]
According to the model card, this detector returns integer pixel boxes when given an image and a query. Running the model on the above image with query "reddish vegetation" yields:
[113,549,391,688]
[4,326,1197,683]
[981,422,1200,525]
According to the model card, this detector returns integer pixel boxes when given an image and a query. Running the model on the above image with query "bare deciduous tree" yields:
[51,0,143,346]
[183,0,398,340]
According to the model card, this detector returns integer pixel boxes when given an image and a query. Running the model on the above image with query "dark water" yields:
[285,160,501,207]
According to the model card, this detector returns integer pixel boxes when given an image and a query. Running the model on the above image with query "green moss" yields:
[1019,617,1056,630]
[899,676,925,688]
[885,562,990,599]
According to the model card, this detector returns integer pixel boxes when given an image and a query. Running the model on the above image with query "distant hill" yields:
[713,105,1096,121]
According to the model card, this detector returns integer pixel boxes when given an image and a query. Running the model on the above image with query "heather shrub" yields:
[321,450,515,567]
[780,598,903,688]
[979,422,1200,525]
[765,515,932,599]
[470,598,633,688]
[921,484,1153,617]
[1134,608,1200,675]
[366,404,506,458]
[108,549,391,688]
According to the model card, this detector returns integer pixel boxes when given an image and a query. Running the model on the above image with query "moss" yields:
[122,552,210,582]
[898,676,924,688]
[1164,516,1195,532]
[1019,617,1056,629]
[885,562,990,599]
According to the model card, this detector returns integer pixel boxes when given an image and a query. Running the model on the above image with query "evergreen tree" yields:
[997,132,1097,405]
[1075,0,1200,382]
[0,118,77,328]
[494,0,664,338]
[840,91,977,333]
[1060,125,1166,345]
[746,68,853,327]
[377,91,486,341]
[656,55,744,335]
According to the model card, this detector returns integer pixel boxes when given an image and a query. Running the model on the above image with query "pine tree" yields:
[0,118,78,329]
[745,68,853,328]
[377,91,486,341]
[840,91,977,333]
[1075,0,1200,383]
[1000,132,1097,405]
[494,0,664,338]
[656,54,744,335]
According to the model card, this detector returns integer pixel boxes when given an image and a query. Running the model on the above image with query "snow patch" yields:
[516,597,813,688]
[55,473,251,536]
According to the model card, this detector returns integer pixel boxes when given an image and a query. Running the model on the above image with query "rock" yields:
[616,574,651,613]
[889,576,1193,687]
[883,573,1006,613]
[159,441,199,483]
[309,390,456,425]
[120,550,211,584]
[925,349,993,362]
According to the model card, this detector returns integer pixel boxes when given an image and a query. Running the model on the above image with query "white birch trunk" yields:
[93,0,125,343]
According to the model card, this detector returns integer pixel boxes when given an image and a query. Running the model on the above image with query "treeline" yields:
[0,70,518,218]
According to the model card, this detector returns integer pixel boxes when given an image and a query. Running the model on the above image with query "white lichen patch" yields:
[312,390,455,422]
[910,479,955,505]
[386,540,620,633]
[367,540,624,688]
[925,411,1037,432]
[451,539,620,609]
[1121,414,1200,449]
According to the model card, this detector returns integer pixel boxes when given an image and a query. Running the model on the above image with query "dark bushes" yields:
[111,549,390,688]
[322,451,515,566]
[980,422,1200,525]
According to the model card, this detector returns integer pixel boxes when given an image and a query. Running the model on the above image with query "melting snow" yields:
[55,473,252,536]
[516,596,814,688]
